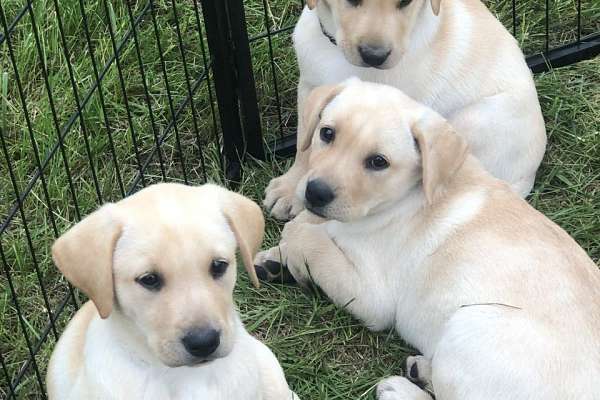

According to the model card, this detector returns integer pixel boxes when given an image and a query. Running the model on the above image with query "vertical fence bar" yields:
[229,0,265,159]
[200,0,246,182]
[200,0,264,182]
[512,0,517,37]
[261,0,285,139]
[192,0,223,178]
[0,351,16,399]
[577,0,581,43]
[545,0,549,53]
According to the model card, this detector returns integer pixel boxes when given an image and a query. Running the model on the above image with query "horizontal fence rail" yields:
[1,0,599,398]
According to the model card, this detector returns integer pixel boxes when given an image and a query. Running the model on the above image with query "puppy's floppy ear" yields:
[412,114,468,204]
[222,192,265,289]
[431,0,442,15]
[52,204,122,319]
[306,0,318,10]
[299,84,344,152]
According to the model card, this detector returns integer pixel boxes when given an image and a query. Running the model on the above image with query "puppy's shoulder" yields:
[47,301,97,398]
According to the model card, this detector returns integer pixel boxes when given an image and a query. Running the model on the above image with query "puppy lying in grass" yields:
[256,79,600,400]
[264,0,547,220]
[47,183,299,400]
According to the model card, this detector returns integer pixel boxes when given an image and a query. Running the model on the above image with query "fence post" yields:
[227,0,265,161]
[200,0,264,183]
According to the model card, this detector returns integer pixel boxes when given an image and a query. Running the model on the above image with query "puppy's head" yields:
[52,183,264,368]
[308,0,442,69]
[298,78,468,221]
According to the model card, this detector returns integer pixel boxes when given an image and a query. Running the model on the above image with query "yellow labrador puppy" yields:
[264,0,546,220]
[47,183,298,400]
[255,80,600,400]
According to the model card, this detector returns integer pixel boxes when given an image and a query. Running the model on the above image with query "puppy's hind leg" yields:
[377,377,433,400]
[406,356,433,392]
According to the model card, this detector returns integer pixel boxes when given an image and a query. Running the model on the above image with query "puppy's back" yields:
[434,168,600,331]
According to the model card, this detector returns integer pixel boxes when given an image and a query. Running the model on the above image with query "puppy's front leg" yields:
[263,81,314,220]
[263,213,392,330]
[256,222,364,311]
[254,212,327,284]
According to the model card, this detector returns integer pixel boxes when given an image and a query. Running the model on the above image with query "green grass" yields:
[0,0,599,398]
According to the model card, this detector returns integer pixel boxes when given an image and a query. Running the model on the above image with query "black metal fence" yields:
[0,0,598,398]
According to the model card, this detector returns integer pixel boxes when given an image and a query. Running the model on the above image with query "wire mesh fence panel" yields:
[0,0,598,398]
[0,0,222,397]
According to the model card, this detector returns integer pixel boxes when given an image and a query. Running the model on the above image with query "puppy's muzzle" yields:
[358,44,391,67]
[181,327,220,359]
[305,179,335,216]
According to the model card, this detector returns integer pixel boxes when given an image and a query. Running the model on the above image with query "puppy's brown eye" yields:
[320,127,335,144]
[136,273,163,291]
[347,0,362,6]
[397,0,412,8]
[210,259,229,279]
[365,154,389,170]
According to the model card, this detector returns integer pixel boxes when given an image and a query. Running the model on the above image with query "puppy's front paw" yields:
[376,376,432,400]
[263,175,304,221]
[254,260,297,285]
[254,247,297,285]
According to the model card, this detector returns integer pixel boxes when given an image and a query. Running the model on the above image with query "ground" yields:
[0,0,598,398]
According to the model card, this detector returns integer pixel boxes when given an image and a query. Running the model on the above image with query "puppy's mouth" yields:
[188,358,215,367]
[358,62,389,70]
[182,353,225,367]
[305,204,329,219]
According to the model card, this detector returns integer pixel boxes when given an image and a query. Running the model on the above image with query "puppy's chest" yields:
[117,367,262,400]
[87,349,262,400]
[305,54,431,102]
[298,39,453,112]
[331,225,414,276]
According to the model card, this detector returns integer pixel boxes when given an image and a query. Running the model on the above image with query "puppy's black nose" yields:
[182,328,220,358]
[305,179,335,208]
[358,44,391,67]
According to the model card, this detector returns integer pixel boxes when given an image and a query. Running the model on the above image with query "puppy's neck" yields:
[334,188,426,236]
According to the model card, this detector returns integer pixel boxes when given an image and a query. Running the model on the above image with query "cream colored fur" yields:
[264,0,546,220]
[47,183,298,400]
[256,81,600,400]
